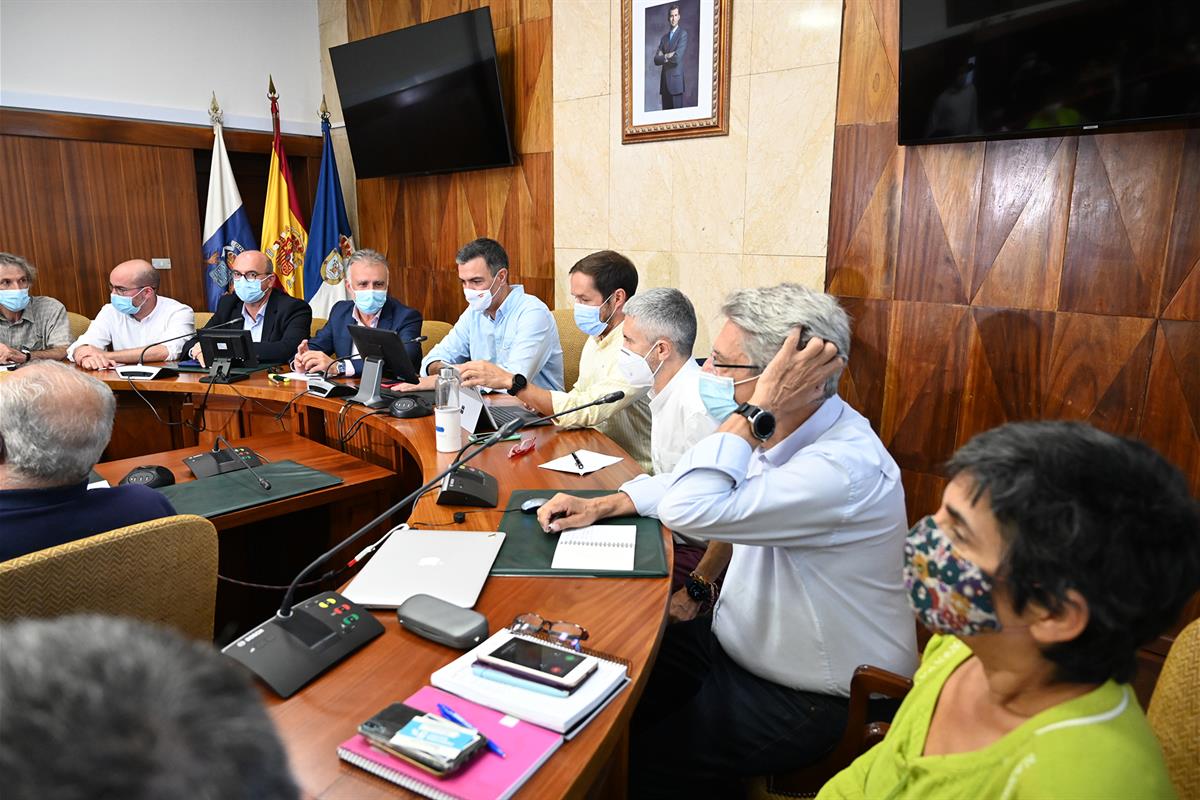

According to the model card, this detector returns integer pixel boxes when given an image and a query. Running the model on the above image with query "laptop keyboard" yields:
[488,404,550,428]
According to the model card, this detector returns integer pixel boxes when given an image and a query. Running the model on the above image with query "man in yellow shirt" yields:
[458,250,653,472]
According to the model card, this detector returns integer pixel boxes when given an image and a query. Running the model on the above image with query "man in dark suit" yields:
[654,4,688,110]
[292,249,423,377]
[183,250,311,365]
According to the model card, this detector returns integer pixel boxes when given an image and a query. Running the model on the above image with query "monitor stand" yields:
[201,358,248,384]
[348,356,389,408]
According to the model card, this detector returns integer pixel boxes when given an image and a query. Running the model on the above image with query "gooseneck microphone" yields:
[115,317,243,381]
[511,390,626,431]
[213,435,272,491]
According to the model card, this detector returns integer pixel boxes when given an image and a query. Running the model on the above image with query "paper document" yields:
[86,479,110,490]
[538,450,623,476]
[551,525,636,571]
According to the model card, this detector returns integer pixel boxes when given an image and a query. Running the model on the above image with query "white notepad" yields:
[550,525,636,571]
[538,450,623,476]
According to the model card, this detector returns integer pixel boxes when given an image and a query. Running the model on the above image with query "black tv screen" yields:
[330,8,515,178]
[899,0,1200,144]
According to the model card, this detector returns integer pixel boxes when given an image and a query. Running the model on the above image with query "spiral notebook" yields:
[550,525,636,571]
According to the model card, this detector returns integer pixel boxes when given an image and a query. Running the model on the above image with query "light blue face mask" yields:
[697,370,758,421]
[0,288,31,313]
[233,276,267,304]
[353,289,387,316]
[574,292,615,336]
[111,287,147,316]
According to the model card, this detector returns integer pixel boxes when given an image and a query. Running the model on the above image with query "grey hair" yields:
[455,238,509,276]
[0,252,37,283]
[623,288,697,359]
[0,361,116,485]
[0,614,299,800]
[346,248,390,280]
[721,283,851,398]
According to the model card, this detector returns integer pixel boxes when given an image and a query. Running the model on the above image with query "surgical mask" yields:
[903,515,1001,636]
[697,370,757,421]
[111,287,147,316]
[464,272,501,313]
[233,276,267,304]
[0,288,30,313]
[617,341,663,390]
[574,293,615,336]
[353,289,387,317]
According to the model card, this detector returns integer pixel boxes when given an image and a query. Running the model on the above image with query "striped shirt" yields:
[0,295,70,353]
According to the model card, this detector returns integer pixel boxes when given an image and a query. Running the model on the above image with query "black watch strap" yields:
[20,348,33,363]
[508,373,528,396]
[734,402,776,441]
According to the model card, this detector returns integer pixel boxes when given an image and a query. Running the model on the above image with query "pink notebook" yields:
[337,686,563,800]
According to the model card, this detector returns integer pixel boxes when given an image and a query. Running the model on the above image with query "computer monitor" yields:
[346,325,422,407]
[198,329,259,384]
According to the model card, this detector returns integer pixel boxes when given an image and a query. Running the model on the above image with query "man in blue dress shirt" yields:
[406,238,564,391]
[292,249,423,377]
[0,361,175,561]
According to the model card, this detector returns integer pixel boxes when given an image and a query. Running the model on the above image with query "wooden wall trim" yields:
[0,107,322,156]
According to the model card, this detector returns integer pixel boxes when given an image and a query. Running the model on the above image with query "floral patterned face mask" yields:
[903,515,1002,636]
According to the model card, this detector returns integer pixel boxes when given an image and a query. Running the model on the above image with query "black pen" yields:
[570,450,585,471]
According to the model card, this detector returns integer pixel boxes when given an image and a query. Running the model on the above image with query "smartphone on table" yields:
[475,636,598,691]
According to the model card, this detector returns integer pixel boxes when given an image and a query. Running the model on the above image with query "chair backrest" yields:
[66,311,90,340]
[1148,618,1200,800]
[0,514,218,641]
[551,307,588,391]
[310,316,327,339]
[421,320,453,358]
[194,311,214,330]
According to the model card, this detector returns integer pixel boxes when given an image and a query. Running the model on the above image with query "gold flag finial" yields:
[319,94,330,121]
[267,74,277,99]
[208,92,223,125]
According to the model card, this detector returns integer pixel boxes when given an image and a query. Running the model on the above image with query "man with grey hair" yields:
[68,259,195,369]
[0,614,298,800]
[0,252,70,364]
[540,284,918,797]
[0,361,175,560]
[292,249,423,376]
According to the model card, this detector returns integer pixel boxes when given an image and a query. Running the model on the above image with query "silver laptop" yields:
[342,528,506,608]
[458,385,549,435]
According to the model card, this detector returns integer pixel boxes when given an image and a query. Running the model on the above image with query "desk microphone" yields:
[182,435,272,491]
[115,317,243,381]
[221,417,523,698]
[514,391,627,430]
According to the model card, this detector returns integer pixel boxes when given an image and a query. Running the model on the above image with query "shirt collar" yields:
[241,299,267,324]
[352,305,382,327]
[491,285,525,323]
[649,356,698,411]
[594,320,625,350]
[0,480,88,509]
[761,394,845,466]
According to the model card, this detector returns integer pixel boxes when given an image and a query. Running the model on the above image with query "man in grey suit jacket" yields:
[654,5,688,110]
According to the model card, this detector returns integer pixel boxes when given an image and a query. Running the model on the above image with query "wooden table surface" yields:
[99,369,671,799]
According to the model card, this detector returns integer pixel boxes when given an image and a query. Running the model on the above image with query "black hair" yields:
[569,250,639,302]
[455,237,509,276]
[946,421,1200,684]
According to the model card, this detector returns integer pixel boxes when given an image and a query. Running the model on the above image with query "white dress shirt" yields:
[623,395,918,696]
[67,295,195,362]
[647,358,718,475]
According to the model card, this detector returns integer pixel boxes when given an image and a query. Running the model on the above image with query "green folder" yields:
[492,490,668,578]
[156,460,342,518]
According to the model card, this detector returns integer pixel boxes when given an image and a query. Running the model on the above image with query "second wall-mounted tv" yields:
[899,0,1200,145]
[330,8,515,178]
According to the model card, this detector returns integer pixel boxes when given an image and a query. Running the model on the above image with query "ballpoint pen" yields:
[436,702,507,758]
[570,450,585,471]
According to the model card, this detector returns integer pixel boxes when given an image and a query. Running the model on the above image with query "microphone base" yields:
[114,365,179,381]
[221,591,384,698]
[436,465,499,508]
[183,445,263,480]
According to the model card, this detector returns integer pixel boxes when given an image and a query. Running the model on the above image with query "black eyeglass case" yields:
[397,593,490,650]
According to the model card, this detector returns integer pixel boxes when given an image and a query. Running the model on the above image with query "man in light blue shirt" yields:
[407,238,563,391]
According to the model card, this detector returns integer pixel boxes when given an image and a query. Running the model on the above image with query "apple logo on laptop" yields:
[418,556,444,567]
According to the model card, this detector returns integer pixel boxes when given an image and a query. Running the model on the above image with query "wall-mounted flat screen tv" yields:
[899,0,1200,145]
[330,8,515,178]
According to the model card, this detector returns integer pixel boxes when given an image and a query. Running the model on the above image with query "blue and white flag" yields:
[303,116,354,318]
[202,120,258,310]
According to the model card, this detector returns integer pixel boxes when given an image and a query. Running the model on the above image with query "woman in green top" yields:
[819,421,1200,800]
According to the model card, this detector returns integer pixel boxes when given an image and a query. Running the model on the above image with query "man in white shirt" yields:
[68,260,194,370]
[539,284,919,797]
[458,250,653,472]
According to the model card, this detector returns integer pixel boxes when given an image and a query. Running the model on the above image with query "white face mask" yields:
[463,271,502,312]
[617,341,664,390]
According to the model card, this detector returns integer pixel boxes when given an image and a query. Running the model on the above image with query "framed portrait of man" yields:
[622,0,732,143]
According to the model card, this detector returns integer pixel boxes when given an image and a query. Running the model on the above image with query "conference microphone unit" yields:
[305,334,429,399]
[183,435,272,489]
[221,418,524,698]
[114,317,243,381]
[435,392,627,509]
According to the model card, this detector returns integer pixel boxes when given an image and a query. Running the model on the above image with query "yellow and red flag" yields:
[261,76,308,298]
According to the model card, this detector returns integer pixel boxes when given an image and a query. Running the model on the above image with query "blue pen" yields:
[436,702,507,759]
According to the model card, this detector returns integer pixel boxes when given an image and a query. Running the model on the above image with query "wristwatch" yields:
[19,347,33,363]
[508,373,528,396]
[734,402,776,442]
[685,571,718,605]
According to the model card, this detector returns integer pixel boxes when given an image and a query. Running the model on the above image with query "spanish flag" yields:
[261,76,308,298]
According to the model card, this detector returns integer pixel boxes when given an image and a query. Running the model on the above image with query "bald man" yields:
[182,250,311,366]
[68,260,195,370]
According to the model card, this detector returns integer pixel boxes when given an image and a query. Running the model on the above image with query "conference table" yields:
[96,368,672,799]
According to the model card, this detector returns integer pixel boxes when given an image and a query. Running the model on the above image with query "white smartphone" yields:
[476,636,598,690]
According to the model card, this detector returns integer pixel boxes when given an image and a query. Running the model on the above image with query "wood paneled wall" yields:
[347,0,553,324]
[830,0,1200,522]
[0,110,322,318]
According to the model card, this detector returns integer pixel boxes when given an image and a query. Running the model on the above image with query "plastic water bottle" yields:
[434,367,462,452]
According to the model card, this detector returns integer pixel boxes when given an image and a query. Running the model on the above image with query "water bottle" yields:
[434,367,462,452]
